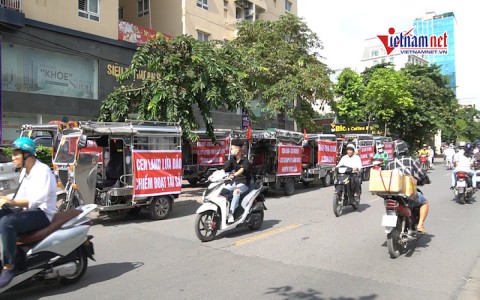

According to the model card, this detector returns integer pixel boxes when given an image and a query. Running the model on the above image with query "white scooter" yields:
[195,170,266,242]
[0,204,97,294]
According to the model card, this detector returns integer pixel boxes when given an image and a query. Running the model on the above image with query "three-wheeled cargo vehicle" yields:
[55,121,183,220]
[249,129,304,195]
[300,134,337,187]
[183,129,233,185]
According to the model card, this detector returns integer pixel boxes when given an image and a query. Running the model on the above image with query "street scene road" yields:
[6,162,480,300]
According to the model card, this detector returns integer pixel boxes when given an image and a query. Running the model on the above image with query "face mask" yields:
[378,149,384,153]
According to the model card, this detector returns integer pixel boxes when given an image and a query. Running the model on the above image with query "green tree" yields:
[99,34,251,140]
[361,62,394,86]
[232,14,333,130]
[363,68,414,128]
[333,68,365,124]
[442,107,480,142]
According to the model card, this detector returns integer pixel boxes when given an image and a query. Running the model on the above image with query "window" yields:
[224,0,228,9]
[371,50,379,57]
[119,7,125,20]
[197,0,208,10]
[285,0,292,12]
[197,31,210,42]
[138,0,149,17]
[78,0,100,21]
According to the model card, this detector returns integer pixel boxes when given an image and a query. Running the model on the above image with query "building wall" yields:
[22,0,119,39]
[261,0,297,21]
[184,0,236,40]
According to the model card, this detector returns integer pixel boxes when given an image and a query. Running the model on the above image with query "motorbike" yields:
[474,160,480,189]
[381,194,421,258]
[0,204,97,294]
[194,171,266,242]
[332,166,361,217]
[453,171,474,204]
[419,154,428,171]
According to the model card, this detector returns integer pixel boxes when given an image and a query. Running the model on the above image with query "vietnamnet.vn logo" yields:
[377,27,448,55]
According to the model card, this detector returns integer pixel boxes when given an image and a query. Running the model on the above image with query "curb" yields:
[456,256,480,299]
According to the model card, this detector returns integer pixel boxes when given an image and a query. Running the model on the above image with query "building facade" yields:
[413,12,456,93]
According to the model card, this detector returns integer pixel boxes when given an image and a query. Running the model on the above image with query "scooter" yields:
[453,171,474,204]
[420,155,428,171]
[332,166,361,217]
[194,171,266,242]
[0,204,97,294]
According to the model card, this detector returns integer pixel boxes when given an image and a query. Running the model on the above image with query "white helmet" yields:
[346,143,356,150]
[377,143,384,149]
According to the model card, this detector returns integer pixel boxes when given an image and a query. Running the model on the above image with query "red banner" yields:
[277,145,302,176]
[196,139,229,165]
[317,140,337,166]
[133,150,182,197]
[118,21,158,44]
[359,145,375,167]
[80,140,103,164]
[384,142,394,160]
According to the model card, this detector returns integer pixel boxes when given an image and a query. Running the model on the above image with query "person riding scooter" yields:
[451,142,476,190]
[373,144,389,169]
[0,137,57,287]
[221,140,252,223]
[386,147,430,233]
[334,143,362,199]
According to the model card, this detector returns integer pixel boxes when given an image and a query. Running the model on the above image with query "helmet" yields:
[422,144,427,148]
[346,143,355,151]
[12,137,36,156]
[377,143,384,149]
[459,141,466,148]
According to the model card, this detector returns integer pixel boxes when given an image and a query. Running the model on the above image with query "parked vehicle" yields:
[249,129,304,195]
[56,121,183,220]
[380,194,421,258]
[0,204,97,294]
[195,170,265,242]
[453,171,474,204]
[0,147,18,195]
[301,134,337,187]
[332,166,361,217]
[183,129,238,185]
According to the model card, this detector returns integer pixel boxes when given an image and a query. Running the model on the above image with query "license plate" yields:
[381,214,397,227]
[457,181,466,187]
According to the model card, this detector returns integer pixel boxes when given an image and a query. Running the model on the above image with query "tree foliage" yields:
[333,68,365,124]
[99,34,251,140]
[232,14,333,130]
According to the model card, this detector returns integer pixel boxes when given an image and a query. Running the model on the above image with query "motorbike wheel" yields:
[387,227,403,259]
[60,247,88,285]
[149,196,171,220]
[333,189,343,217]
[322,172,332,187]
[284,178,295,196]
[249,210,264,230]
[57,196,80,212]
[457,193,466,205]
[352,195,360,210]
[188,178,199,185]
[195,211,218,242]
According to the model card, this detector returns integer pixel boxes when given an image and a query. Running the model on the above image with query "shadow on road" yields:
[215,219,281,240]
[264,285,378,300]
[5,262,143,299]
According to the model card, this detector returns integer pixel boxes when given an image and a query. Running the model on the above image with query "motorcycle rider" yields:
[444,144,455,169]
[221,140,252,223]
[373,144,389,169]
[386,147,430,233]
[451,142,476,190]
[473,142,480,169]
[0,137,57,287]
[334,143,362,198]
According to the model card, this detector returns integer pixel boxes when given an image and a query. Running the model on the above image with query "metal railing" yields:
[0,0,21,11]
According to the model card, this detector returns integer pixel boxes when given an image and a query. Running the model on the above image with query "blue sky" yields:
[298,0,480,106]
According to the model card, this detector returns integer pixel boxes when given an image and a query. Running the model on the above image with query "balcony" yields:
[0,0,25,28]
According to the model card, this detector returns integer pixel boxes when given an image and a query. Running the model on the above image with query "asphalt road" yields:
[6,163,480,300]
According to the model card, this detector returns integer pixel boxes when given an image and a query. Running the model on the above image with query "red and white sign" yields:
[196,139,229,165]
[133,150,182,197]
[277,145,302,176]
[359,145,375,167]
[80,140,103,164]
[384,142,394,160]
[317,140,337,166]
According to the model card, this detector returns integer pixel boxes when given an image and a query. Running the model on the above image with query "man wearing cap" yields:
[0,137,57,287]
[334,143,362,198]
[222,140,252,223]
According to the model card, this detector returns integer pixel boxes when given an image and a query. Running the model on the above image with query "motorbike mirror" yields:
[78,135,88,149]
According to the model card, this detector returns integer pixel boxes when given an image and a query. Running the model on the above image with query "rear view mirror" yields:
[78,135,88,149]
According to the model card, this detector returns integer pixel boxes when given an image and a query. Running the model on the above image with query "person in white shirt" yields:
[444,145,455,170]
[0,137,57,287]
[451,142,476,190]
[427,145,435,169]
[334,143,362,197]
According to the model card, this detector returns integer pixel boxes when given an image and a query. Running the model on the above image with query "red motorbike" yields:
[420,155,428,171]
[381,194,421,258]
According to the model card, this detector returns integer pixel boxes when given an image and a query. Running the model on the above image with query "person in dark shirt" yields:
[386,148,430,233]
[222,140,251,223]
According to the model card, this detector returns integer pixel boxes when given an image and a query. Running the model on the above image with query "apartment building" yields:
[0,0,296,142]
